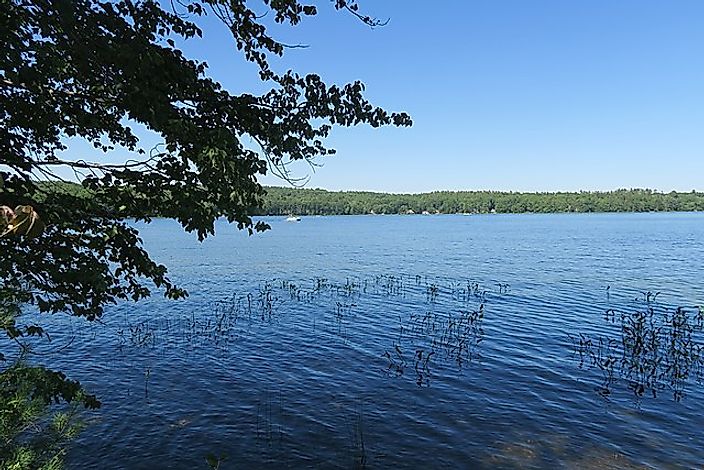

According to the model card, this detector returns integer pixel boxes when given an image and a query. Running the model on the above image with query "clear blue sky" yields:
[70,1,704,193]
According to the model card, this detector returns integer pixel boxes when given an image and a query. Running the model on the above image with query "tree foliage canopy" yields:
[1,0,410,323]
[1,0,410,465]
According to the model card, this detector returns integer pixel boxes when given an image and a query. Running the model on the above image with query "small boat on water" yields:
[286,215,301,222]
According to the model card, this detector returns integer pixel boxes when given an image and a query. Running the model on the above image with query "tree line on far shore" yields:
[256,186,704,215]
[34,182,704,216]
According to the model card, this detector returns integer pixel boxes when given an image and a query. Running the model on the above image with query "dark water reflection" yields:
[23,213,704,468]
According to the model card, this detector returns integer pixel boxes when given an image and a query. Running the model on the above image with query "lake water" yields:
[37,213,704,468]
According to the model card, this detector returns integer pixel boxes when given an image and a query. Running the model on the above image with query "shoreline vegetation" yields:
[36,182,704,216]
[256,186,704,216]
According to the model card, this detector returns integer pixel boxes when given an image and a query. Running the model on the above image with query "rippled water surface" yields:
[44,213,704,468]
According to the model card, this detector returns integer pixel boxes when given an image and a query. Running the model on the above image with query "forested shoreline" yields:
[36,183,704,216]
[257,186,704,215]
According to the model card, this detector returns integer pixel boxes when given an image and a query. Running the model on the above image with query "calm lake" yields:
[40,213,704,468]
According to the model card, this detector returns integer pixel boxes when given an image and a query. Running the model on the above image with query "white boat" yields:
[286,215,301,222]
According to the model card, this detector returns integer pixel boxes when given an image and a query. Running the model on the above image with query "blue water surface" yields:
[40,213,704,468]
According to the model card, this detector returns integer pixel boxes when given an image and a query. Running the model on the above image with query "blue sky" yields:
[69,1,704,193]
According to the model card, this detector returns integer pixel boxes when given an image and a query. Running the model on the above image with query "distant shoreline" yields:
[260,210,702,216]
[34,181,704,217]
[256,186,704,216]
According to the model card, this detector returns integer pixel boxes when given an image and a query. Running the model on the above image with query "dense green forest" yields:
[257,187,704,215]
[34,182,704,216]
